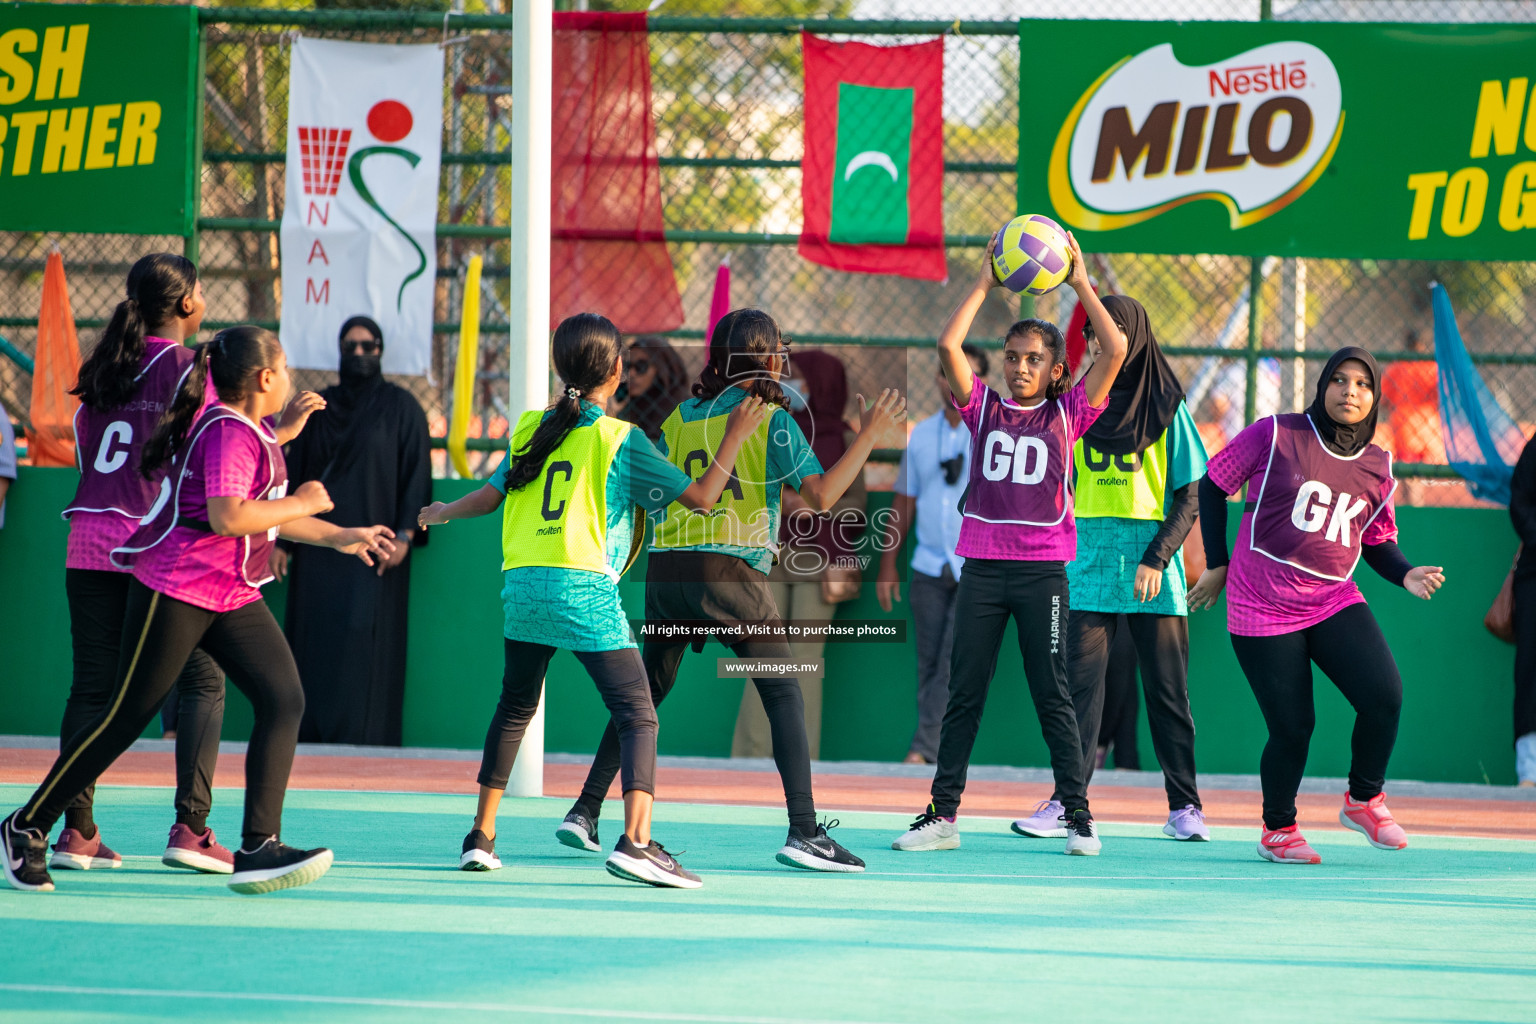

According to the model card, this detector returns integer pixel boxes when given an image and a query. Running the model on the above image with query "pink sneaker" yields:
[162,824,235,874]
[1257,824,1321,864]
[1339,792,1408,850]
[49,828,123,871]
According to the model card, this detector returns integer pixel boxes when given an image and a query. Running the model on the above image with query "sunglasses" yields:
[1082,326,1096,342]
[626,359,652,376]
[343,339,382,354]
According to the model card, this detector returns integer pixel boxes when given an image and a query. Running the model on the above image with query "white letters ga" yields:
[982,431,1048,485]
[1290,480,1368,546]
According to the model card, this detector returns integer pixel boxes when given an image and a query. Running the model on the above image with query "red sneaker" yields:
[1257,824,1321,864]
[162,824,235,874]
[49,828,123,870]
[1339,792,1408,850]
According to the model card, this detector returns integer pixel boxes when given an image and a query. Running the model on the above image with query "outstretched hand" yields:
[858,389,907,435]
[334,525,396,567]
[1404,565,1445,601]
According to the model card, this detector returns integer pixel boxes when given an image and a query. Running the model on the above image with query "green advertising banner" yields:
[1017,20,1536,259]
[0,3,197,235]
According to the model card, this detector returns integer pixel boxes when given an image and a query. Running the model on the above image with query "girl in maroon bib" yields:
[890,231,1128,857]
[1190,347,1446,865]
[3,327,393,896]
[47,254,237,876]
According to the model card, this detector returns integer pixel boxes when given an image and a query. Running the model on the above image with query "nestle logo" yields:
[1209,61,1307,98]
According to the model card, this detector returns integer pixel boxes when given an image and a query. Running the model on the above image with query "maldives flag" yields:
[798,33,945,281]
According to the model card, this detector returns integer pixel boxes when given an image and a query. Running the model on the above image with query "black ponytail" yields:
[140,325,284,478]
[504,313,623,492]
[1006,318,1072,400]
[693,307,788,408]
[72,253,198,410]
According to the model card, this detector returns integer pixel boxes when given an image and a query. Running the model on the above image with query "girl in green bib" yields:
[559,307,905,872]
[419,313,767,889]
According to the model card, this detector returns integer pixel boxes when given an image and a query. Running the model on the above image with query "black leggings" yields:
[63,568,226,835]
[478,639,658,796]
[1229,602,1403,831]
[931,559,1088,817]
[1057,610,1199,810]
[572,637,815,831]
[21,580,305,848]
[573,553,816,833]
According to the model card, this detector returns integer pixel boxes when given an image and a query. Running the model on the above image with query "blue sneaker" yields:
[1163,805,1209,841]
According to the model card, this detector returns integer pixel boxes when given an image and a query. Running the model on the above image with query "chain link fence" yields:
[3,0,1534,498]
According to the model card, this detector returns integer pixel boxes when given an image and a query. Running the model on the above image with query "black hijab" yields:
[1308,346,1380,457]
[337,315,385,395]
[1081,295,1184,456]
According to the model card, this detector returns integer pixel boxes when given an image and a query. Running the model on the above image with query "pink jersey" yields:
[113,406,288,613]
[953,379,1106,562]
[1206,415,1399,636]
[64,339,198,572]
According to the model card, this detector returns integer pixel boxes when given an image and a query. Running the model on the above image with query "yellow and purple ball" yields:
[990,214,1072,295]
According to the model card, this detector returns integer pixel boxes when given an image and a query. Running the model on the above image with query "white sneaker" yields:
[891,805,960,851]
[1010,799,1067,838]
[1063,809,1101,856]
[1517,732,1536,786]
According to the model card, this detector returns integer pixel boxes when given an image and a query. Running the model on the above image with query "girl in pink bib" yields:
[1190,347,1446,865]
[891,231,1127,857]
[3,327,392,896]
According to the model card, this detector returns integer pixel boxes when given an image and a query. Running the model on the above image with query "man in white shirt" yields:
[877,345,985,764]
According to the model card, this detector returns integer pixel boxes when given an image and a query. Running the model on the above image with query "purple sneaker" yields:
[49,828,123,871]
[1010,799,1068,839]
[1163,805,1210,842]
[162,824,235,874]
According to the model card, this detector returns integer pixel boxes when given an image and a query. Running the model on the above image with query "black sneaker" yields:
[776,819,865,873]
[555,810,601,853]
[460,829,502,871]
[604,834,702,889]
[228,837,334,894]
[2,810,54,892]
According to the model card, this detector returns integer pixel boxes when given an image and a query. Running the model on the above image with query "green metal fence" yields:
[2,1,1533,495]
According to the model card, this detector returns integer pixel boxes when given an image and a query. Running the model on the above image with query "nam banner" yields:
[0,3,197,235]
[280,37,442,375]
[1018,20,1536,259]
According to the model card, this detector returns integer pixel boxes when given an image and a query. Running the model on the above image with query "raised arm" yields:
[1067,234,1126,407]
[938,236,1005,409]
[797,390,906,513]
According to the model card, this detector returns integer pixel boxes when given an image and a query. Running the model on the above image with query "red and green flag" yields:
[799,33,946,281]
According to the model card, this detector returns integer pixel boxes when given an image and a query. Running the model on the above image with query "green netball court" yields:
[1,783,1533,1023]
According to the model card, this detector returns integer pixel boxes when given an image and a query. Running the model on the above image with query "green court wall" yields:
[0,466,1520,785]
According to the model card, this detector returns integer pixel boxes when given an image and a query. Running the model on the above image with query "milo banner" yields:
[280,37,442,375]
[1018,20,1536,259]
[0,4,197,235]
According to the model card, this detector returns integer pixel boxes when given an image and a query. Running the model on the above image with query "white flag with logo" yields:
[280,37,442,375]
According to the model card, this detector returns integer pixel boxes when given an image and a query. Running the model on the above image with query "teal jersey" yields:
[653,389,823,575]
[490,402,691,650]
[1067,403,1208,617]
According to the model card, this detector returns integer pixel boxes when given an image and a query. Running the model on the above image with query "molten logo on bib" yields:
[1049,41,1343,232]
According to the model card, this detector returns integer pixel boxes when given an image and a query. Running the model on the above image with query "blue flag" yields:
[1431,282,1523,506]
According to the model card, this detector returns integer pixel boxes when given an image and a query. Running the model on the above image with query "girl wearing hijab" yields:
[614,336,690,442]
[1188,348,1446,865]
[1013,296,1210,843]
